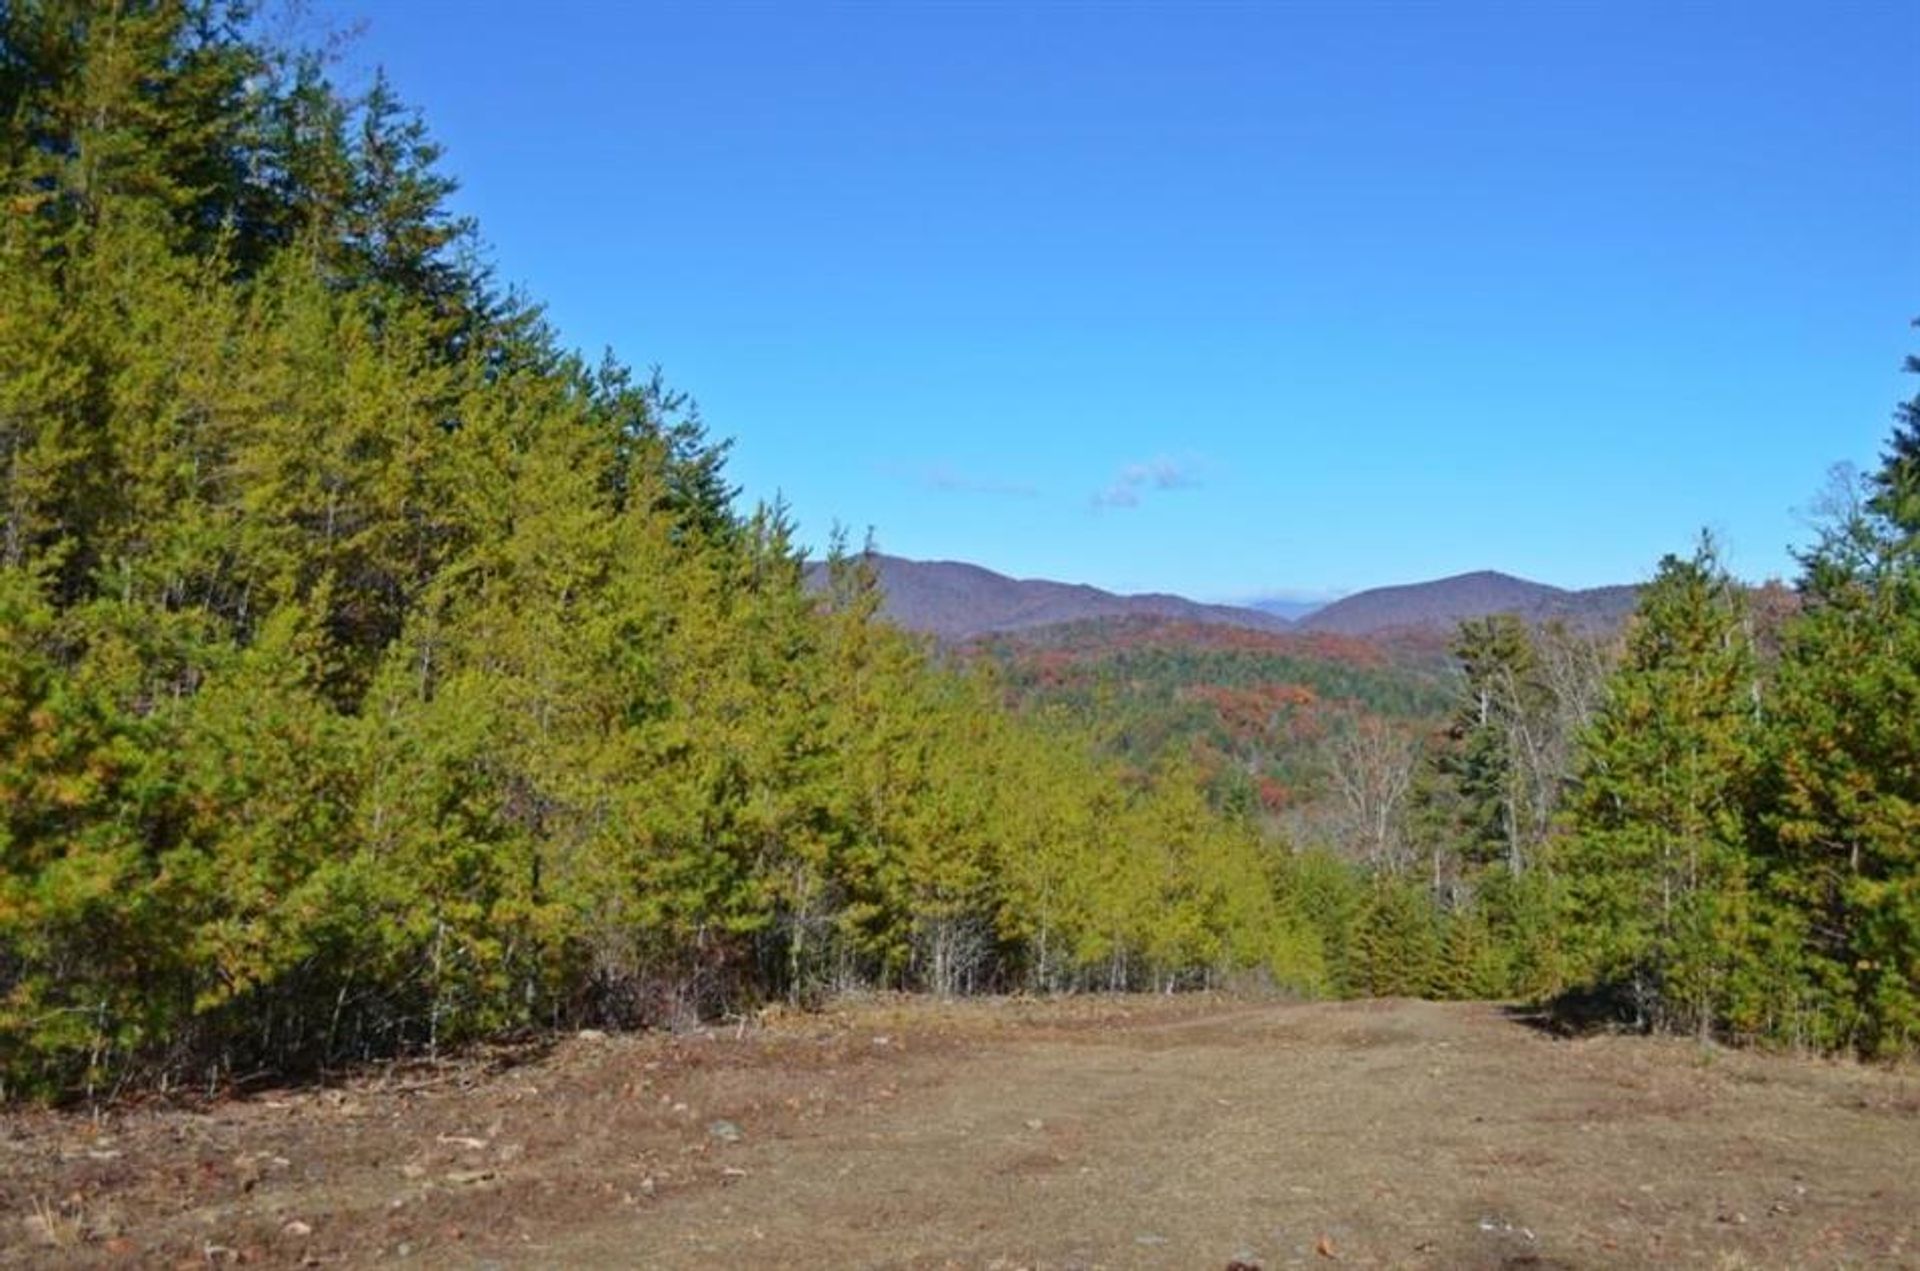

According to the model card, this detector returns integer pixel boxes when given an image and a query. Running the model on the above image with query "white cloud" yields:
[1092,455,1204,510]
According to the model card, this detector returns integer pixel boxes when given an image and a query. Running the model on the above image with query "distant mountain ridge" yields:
[809,557,1640,642]
[805,555,1294,641]
[1298,570,1639,635]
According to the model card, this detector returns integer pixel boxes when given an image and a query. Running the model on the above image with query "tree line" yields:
[1306,397,1918,1057]
[0,1,1326,1100]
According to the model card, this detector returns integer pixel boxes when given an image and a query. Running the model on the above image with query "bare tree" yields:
[1324,713,1420,874]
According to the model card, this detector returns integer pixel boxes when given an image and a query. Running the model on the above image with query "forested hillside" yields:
[1297,571,1639,635]
[969,618,1456,816]
[0,2,1322,1100]
[974,500,1918,1059]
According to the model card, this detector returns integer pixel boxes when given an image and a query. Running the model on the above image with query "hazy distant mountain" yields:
[1298,571,1639,635]
[806,555,1293,641]
[1245,596,1333,623]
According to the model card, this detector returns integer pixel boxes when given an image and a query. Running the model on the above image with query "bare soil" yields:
[3,996,1916,1268]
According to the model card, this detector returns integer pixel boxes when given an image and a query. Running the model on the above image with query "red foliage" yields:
[1256,776,1292,813]
[1180,682,1321,741]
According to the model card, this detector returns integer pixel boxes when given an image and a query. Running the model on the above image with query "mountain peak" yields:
[1299,571,1630,635]
[804,555,1293,641]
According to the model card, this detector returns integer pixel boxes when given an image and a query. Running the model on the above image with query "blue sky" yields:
[315,1,1916,602]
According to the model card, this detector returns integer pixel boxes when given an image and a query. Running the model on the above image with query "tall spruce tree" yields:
[1562,539,1760,1037]
[1758,335,1920,1055]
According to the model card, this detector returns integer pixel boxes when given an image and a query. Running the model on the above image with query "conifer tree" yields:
[0,1,1345,1096]
[1758,336,1920,1055]
[1561,539,1759,1037]
[1348,875,1440,998]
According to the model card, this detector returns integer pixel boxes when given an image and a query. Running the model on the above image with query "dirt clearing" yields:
[2,996,1915,1268]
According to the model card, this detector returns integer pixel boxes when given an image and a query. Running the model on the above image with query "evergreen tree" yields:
[1759,337,1920,1055]
[1561,539,1760,1038]
[1348,874,1441,998]
[1419,616,1560,881]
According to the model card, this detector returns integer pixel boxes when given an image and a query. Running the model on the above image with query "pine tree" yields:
[1348,875,1441,998]
[1436,904,1508,1000]
[0,1,1308,1096]
[1759,336,1920,1055]
[1561,539,1760,1038]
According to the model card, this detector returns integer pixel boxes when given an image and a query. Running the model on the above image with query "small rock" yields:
[283,1220,313,1238]
[232,1154,265,1192]
[1024,1118,1045,1131]
[399,1162,427,1179]
[577,1028,608,1042]
[708,1119,745,1144]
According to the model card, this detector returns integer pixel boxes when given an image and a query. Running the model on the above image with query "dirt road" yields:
[3,996,1915,1268]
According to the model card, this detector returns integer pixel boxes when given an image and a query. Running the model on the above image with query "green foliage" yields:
[1422,615,1573,878]
[1549,336,1920,1056]
[1758,446,1920,1055]
[1284,848,1365,996]
[1348,875,1441,998]
[0,6,1321,1098]
[1560,540,1761,1037]
[1290,329,1920,1059]
[1435,904,1509,1000]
